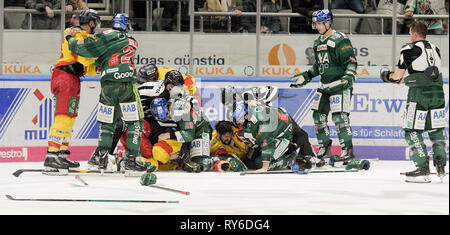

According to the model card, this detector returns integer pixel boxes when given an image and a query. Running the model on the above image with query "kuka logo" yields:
[24,89,53,140]
[268,44,296,65]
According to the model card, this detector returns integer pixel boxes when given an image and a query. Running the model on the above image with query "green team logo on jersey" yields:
[317,51,330,75]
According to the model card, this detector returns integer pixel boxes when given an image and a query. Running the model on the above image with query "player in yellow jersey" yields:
[43,9,100,174]
[210,121,248,160]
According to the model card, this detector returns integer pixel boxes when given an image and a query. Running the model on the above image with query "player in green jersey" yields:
[291,9,358,167]
[66,13,145,173]
[381,21,446,183]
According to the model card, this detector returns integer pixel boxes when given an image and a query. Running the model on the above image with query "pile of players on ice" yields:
[78,64,371,180]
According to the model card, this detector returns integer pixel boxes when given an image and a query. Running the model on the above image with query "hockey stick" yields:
[149,185,190,195]
[12,169,123,177]
[5,194,179,203]
[400,172,448,176]
[240,169,359,175]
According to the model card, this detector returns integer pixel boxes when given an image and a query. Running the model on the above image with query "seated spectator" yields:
[376,0,407,34]
[290,0,323,33]
[238,0,283,34]
[405,0,447,35]
[6,0,26,6]
[21,0,60,29]
[20,0,88,29]
[65,0,88,28]
[330,0,365,14]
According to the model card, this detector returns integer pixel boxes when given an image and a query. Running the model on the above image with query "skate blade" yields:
[405,175,431,183]
[42,168,68,176]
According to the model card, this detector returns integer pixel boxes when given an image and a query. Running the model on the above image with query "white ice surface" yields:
[0,160,448,215]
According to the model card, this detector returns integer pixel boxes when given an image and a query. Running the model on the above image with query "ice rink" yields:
[0,160,448,215]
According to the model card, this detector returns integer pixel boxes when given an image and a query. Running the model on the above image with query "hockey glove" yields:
[345,159,370,170]
[140,172,157,186]
[213,160,231,173]
[380,70,401,84]
[290,71,311,88]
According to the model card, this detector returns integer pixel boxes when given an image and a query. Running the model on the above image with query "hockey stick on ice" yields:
[240,169,359,175]
[12,169,123,177]
[149,185,190,195]
[400,172,448,176]
[5,194,179,203]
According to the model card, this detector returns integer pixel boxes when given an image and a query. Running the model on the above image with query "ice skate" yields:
[58,150,80,169]
[330,147,356,168]
[315,140,332,168]
[434,158,446,183]
[405,165,431,183]
[43,151,69,176]
[121,155,147,177]
[87,149,102,170]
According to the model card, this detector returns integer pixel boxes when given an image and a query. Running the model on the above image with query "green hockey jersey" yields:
[67,29,138,82]
[240,106,293,162]
[170,97,212,143]
[308,30,357,85]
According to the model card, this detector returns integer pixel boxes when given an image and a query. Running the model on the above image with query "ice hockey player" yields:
[231,100,315,173]
[222,86,323,171]
[207,121,249,172]
[86,54,187,173]
[147,96,213,173]
[290,9,358,167]
[381,20,447,183]
[210,120,248,160]
[43,9,100,174]
[66,13,146,173]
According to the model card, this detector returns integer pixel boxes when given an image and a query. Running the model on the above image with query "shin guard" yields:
[313,112,331,149]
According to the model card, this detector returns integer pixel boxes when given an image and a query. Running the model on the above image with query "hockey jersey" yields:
[56,27,97,76]
[308,30,357,85]
[68,29,138,82]
[210,126,248,160]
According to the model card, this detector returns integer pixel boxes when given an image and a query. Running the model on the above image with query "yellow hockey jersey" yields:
[56,27,97,76]
[210,126,248,160]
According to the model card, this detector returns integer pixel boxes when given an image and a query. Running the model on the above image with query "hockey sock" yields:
[428,128,447,166]
[313,112,331,149]
[124,120,143,156]
[48,115,76,152]
[98,122,115,151]
[405,130,429,168]
[332,112,353,149]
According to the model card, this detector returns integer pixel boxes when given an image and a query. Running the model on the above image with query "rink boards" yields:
[0,76,448,162]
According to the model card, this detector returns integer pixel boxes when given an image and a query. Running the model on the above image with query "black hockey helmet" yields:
[164,70,184,87]
[137,63,159,84]
[79,9,101,26]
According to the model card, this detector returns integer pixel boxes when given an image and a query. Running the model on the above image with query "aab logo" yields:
[25,89,53,140]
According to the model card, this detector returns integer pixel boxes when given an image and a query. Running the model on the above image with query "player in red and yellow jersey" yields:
[43,9,100,173]
[210,121,248,160]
